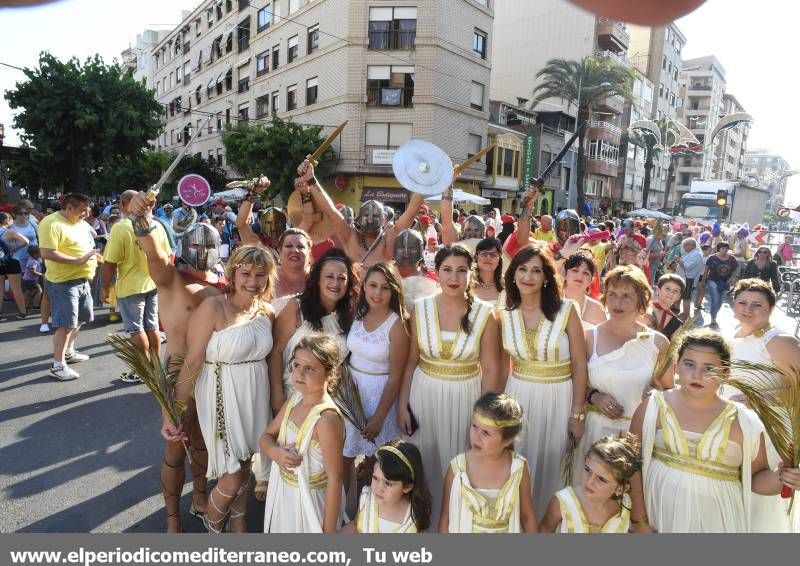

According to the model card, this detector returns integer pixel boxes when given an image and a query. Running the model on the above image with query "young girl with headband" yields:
[541,434,640,533]
[439,393,538,533]
[340,439,432,533]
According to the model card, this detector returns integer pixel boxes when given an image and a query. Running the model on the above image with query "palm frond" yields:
[106,334,192,461]
[329,356,372,442]
[561,433,578,487]
[652,311,701,385]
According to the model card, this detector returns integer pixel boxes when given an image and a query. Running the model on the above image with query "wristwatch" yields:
[570,411,585,422]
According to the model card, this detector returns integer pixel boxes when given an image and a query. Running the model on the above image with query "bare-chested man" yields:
[128,191,226,533]
[295,159,424,268]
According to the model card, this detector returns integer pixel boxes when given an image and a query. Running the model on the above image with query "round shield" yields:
[178,174,211,207]
[392,140,453,197]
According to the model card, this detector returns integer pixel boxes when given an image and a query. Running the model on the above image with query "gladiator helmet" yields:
[341,206,354,226]
[355,200,386,236]
[180,223,221,271]
[461,215,486,240]
[393,229,424,269]
[259,207,287,241]
[384,206,396,224]
[554,209,580,245]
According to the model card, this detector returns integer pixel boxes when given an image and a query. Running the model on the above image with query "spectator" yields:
[742,245,780,294]
[673,238,704,321]
[0,211,30,318]
[498,214,515,244]
[38,193,102,381]
[533,214,556,243]
[10,204,38,267]
[702,241,739,329]
[22,244,44,311]
[777,234,795,266]
[102,191,171,384]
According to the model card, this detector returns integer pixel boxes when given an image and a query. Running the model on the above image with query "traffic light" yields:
[716,189,727,207]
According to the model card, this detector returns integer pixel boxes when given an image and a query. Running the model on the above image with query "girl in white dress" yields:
[261,334,346,533]
[472,238,504,306]
[344,263,409,493]
[629,329,800,532]
[440,393,538,533]
[269,248,356,415]
[164,245,276,533]
[340,439,432,533]
[562,251,607,327]
[541,434,640,533]
[729,278,800,532]
[574,266,668,483]
[499,243,588,518]
[397,245,502,523]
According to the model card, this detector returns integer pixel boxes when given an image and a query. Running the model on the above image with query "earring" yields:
[544,282,548,287]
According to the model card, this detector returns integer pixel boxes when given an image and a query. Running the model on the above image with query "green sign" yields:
[523,131,538,185]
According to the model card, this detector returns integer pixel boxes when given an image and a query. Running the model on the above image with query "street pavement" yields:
[1,292,798,533]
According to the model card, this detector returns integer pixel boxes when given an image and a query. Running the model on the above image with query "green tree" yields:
[530,56,634,211]
[4,52,163,195]
[222,115,333,202]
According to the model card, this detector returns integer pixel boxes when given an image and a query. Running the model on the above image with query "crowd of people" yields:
[2,159,800,534]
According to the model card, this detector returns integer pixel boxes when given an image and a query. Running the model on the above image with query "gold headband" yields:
[377,446,414,480]
[473,412,521,429]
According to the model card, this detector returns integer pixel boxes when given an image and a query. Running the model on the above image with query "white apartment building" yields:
[616,68,656,211]
[745,149,791,210]
[675,55,727,196]
[490,0,630,212]
[149,0,493,211]
[122,30,169,89]
[711,93,749,181]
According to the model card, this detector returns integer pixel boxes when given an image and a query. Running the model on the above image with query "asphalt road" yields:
[1,290,798,533]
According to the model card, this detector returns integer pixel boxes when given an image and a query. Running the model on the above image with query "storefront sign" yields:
[523,131,538,185]
[481,189,507,199]
[361,187,409,203]
[371,149,397,165]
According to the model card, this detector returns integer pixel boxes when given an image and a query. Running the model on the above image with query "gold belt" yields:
[349,363,388,376]
[279,468,328,489]
[472,515,510,533]
[511,360,571,383]
[585,403,632,421]
[653,448,740,482]
[418,357,479,381]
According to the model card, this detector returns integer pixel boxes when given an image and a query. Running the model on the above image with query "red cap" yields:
[501,214,515,224]
[634,220,643,228]
[420,215,431,225]
[214,198,226,206]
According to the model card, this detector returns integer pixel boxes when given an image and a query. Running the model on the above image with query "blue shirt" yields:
[11,221,38,262]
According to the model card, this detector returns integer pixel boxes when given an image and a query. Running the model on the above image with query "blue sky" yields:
[1,0,798,204]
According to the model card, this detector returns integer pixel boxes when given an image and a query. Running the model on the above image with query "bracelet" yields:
[307,177,319,187]
[587,388,599,405]
[300,192,313,204]
[570,412,585,422]
[630,515,649,526]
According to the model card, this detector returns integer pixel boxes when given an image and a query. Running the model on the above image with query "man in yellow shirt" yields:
[39,193,102,381]
[532,214,557,243]
[101,190,171,384]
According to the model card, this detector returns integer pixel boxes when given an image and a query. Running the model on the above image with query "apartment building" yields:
[149,0,493,211]
[711,93,749,181]
[615,68,655,212]
[674,55,727,196]
[490,0,630,213]
[121,29,169,89]
[745,149,792,210]
[627,22,686,207]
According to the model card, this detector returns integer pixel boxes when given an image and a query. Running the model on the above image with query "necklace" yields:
[474,279,493,290]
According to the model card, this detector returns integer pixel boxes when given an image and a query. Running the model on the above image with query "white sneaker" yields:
[65,351,90,363]
[39,323,50,333]
[50,364,79,381]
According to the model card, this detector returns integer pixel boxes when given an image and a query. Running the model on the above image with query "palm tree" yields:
[531,57,634,212]
[627,118,675,209]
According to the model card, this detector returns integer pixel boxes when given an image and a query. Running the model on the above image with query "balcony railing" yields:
[595,50,630,67]
[588,120,621,135]
[368,30,416,50]
[366,86,414,108]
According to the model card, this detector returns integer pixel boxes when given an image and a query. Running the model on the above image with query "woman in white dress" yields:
[343,262,408,500]
[561,251,607,327]
[498,243,588,517]
[729,278,800,532]
[629,329,800,532]
[261,334,346,533]
[397,245,502,522]
[163,245,275,533]
[472,238,504,306]
[269,248,356,415]
[574,266,668,483]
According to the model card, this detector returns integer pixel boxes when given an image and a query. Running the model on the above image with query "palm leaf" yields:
[652,311,702,385]
[106,334,192,462]
[561,433,578,487]
[329,355,373,443]
[714,359,800,512]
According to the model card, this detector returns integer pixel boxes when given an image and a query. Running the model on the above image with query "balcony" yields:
[366,86,413,108]
[597,93,624,114]
[596,18,629,51]
[588,120,621,135]
[587,158,619,177]
[367,29,416,50]
[595,50,630,68]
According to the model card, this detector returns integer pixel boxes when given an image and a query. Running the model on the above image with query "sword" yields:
[306,120,347,167]
[453,144,495,178]
[145,114,212,202]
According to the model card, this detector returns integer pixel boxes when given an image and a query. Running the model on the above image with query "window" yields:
[183,61,191,85]
[287,84,298,110]
[367,65,414,107]
[217,113,222,131]
[680,173,691,185]
[288,35,299,63]
[197,119,202,137]
[271,90,280,113]
[170,129,174,144]
[226,107,231,124]
[289,0,299,13]
[473,28,487,59]
[207,119,213,134]
[208,150,215,165]
[257,3,272,32]
[238,0,249,11]
[365,122,413,148]
[238,17,251,52]
[272,45,280,70]
[238,76,250,93]
[662,55,667,70]
[225,68,233,91]
[217,148,224,166]
[467,134,482,158]
[659,83,664,98]
[256,50,269,76]
[306,77,318,105]
[588,140,619,164]
[368,7,416,50]
[256,95,269,118]
[500,148,514,177]
[225,31,233,53]
[238,103,249,122]
[207,9,214,28]
[307,25,320,54]
[176,65,183,83]
[470,81,484,111]
[195,85,202,104]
